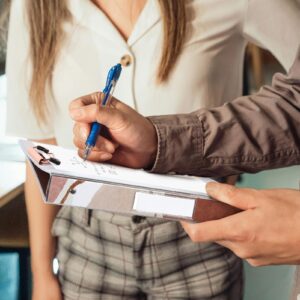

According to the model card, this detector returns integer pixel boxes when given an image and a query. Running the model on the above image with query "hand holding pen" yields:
[83,63,122,161]
[69,92,158,169]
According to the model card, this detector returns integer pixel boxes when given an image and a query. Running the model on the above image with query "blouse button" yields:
[120,54,132,67]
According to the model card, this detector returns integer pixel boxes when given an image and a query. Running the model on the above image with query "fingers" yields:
[70,103,130,131]
[69,91,103,110]
[182,219,258,260]
[216,240,270,267]
[206,182,258,210]
[181,217,235,242]
[70,103,101,123]
[69,92,137,129]
[73,123,117,154]
[181,207,254,243]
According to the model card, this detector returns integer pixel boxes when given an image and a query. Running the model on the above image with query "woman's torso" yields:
[53,0,247,148]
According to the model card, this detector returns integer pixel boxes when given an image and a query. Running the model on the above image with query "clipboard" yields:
[19,140,240,223]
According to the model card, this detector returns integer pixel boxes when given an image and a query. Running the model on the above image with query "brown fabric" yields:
[148,46,300,177]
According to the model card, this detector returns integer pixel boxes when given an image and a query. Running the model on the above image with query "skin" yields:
[182,183,300,267]
[93,0,147,40]
[25,138,63,300]
[70,92,157,169]
[70,91,300,266]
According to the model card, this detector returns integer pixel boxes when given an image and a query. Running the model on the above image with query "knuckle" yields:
[186,227,198,242]
[73,123,79,136]
[232,231,253,246]
[235,227,252,241]
[92,92,102,104]
[234,248,250,260]
[230,227,246,242]
[73,137,81,148]
[68,99,77,111]
[247,259,263,267]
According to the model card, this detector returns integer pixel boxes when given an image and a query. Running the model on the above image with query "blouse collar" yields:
[68,0,161,49]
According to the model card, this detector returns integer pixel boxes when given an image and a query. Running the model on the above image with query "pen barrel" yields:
[86,122,102,147]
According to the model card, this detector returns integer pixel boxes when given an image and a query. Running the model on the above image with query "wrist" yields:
[31,259,55,279]
[32,269,56,283]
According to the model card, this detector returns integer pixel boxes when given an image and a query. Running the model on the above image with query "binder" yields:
[19,140,241,222]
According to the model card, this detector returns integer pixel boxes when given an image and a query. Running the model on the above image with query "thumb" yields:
[206,182,257,210]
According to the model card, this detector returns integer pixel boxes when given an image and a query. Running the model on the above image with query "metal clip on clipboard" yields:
[28,146,61,165]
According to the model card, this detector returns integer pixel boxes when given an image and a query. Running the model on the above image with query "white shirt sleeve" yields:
[5,0,55,139]
[242,0,300,71]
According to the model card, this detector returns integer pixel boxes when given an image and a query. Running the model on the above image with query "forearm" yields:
[149,47,300,177]
[25,139,60,277]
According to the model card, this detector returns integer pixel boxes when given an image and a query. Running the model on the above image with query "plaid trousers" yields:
[52,207,243,300]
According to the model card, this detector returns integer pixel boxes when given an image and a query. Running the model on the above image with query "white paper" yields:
[133,192,195,218]
[33,142,213,196]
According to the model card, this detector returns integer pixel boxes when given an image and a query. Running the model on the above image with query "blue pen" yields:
[83,63,122,161]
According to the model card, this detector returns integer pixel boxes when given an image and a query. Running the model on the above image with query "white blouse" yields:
[6,0,300,148]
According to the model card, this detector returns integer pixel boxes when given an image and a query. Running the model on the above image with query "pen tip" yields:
[83,146,92,161]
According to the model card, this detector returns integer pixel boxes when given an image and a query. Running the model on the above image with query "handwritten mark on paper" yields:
[33,142,212,195]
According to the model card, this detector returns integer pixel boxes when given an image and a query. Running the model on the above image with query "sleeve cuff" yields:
[147,113,204,175]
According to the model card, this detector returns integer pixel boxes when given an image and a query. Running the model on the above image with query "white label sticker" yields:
[133,192,195,218]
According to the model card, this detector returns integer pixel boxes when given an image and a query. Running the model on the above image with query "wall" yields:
[240,166,300,300]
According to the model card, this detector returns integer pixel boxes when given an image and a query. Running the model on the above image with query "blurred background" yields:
[0,1,299,299]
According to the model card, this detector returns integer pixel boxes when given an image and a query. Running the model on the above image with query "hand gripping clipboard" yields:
[20,140,240,223]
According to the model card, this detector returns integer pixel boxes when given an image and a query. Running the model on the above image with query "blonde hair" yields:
[25,1,186,123]
[27,0,72,123]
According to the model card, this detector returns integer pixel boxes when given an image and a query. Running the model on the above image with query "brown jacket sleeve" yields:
[148,47,300,177]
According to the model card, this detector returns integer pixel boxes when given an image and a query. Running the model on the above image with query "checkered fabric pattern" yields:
[52,207,243,300]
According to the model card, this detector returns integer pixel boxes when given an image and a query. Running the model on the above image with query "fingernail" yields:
[100,153,112,161]
[206,182,218,194]
[70,109,83,119]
